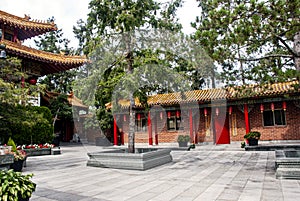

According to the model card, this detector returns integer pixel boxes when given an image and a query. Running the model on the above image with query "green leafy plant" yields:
[244,131,261,140]
[177,135,190,142]
[7,137,17,152]
[0,170,36,201]
[241,141,246,148]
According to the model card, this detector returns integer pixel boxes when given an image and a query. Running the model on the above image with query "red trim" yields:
[113,115,118,146]
[244,104,250,134]
[271,103,275,111]
[216,107,219,116]
[137,113,141,120]
[155,115,158,145]
[167,111,171,118]
[123,114,126,122]
[204,108,207,116]
[148,112,153,145]
[21,76,25,88]
[176,110,180,118]
[160,112,163,120]
[228,106,232,115]
[189,109,193,143]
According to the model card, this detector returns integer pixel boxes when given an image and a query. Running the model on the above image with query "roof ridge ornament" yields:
[24,14,31,21]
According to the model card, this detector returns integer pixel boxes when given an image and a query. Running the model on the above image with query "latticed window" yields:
[263,109,286,126]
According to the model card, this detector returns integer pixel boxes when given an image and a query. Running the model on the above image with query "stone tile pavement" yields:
[22,143,300,201]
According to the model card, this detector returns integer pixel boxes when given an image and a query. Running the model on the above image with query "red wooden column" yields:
[155,117,158,145]
[189,109,193,143]
[244,104,250,134]
[113,115,118,146]
[148,112,153,145]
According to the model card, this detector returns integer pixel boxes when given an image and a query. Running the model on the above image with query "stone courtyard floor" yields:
[23,143,300,201]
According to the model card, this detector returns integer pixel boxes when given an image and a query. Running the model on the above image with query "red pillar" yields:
[189,109,193,143]
[148,112,153,145]
[154,114,158,145]
[244,104,250,134]
[113,115,118,146]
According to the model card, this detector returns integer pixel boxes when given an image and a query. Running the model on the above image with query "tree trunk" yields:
[125,33,135,153]
[294,32,300,81]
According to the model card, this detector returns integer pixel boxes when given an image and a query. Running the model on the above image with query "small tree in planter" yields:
[244,131,261,146]
[177,135,190,147]
[0,169,36,201]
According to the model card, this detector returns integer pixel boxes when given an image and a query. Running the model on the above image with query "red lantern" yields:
[271,103,275,111]
[282,101,286,111]
[137,114,141,120]
[123,114,126,122]
[204,108,207,116]
[167,111,171,118]
[28,78,37,85]
[228,106,232,115]
[216,108,219,116]
[176,110,180,118]
[260,104,264,113]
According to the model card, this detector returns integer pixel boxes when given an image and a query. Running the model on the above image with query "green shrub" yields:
[244,131,261,140]
[177,135,190,142]
[0,170,36,200]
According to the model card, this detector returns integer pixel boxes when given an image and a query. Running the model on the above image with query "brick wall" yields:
[120,100,300,143]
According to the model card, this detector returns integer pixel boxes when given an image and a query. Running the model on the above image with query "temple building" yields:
[109,80,300,145]
[0,10,87,82]
[0,10,88,142]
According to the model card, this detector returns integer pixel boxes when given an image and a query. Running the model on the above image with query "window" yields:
[135,116,147,132]
[167,112,183,131]
[263,109,286,126]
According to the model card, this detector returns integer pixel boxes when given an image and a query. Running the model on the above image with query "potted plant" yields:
[244,131,261,146]
[0,169,36,201]
[7,138,27,172]
[177,135,190,147]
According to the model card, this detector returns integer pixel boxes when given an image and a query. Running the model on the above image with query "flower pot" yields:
[10,160,25,172]
[248,138,258,146]
[178,142,188,147]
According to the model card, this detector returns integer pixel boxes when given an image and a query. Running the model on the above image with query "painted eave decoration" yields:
[2,40,88,75]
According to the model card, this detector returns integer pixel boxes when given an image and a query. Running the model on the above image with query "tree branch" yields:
[236,54,293,61]
[275,35,298,56]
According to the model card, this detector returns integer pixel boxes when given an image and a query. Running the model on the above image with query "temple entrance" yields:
[214,113,230,144]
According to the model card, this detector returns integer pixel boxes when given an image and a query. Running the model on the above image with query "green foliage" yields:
[49,94,73,121]
[244,131,261,140]
[7,137,17,152]
[0,170,36,201]
[177,135,190,142]
[0,104,54,145]
[193,0,300,85]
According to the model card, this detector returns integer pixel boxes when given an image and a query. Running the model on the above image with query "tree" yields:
[78,0,184,153]
[35,17,77,93]
[192,0,300,86]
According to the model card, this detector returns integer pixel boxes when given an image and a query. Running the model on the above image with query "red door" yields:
[214,113,230,144]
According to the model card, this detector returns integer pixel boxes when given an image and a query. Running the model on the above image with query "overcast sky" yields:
[0,0,200,48]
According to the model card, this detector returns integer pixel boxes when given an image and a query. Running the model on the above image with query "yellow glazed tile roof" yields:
[110,81,299,109]
[0,10,57,40]
[2,39,89,75]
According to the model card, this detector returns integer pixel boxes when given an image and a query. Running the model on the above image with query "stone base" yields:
[24,148,51,156]
[275,150,300,179]
[87,148,172,170]
[51,147,61,155]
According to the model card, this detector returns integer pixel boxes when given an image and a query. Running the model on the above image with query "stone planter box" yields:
[0,154,14,170]
[275,150,300,179]
[178,142,188,147]
[87,148,172,170]
[248,138,258,146]
[23,148,51,156]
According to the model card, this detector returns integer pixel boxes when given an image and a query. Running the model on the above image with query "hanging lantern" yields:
[216,108,219,116]
[282,101,287,111]
[271,103,275,111]
[260,104,264,113]
[204,108,207,116]
[28,78,37,85]
[123,114,126,122]
[137,113,141,120]
[167,111,171,118]
[160,112,163,120]
[228,106,232,115]
[176,110,180,118]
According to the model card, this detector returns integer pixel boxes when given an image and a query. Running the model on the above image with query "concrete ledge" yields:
[275,150,300,179]
[87,148,172,170]
[246,144,300,151]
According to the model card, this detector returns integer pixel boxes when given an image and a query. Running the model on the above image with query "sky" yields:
[0,0,200,48]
